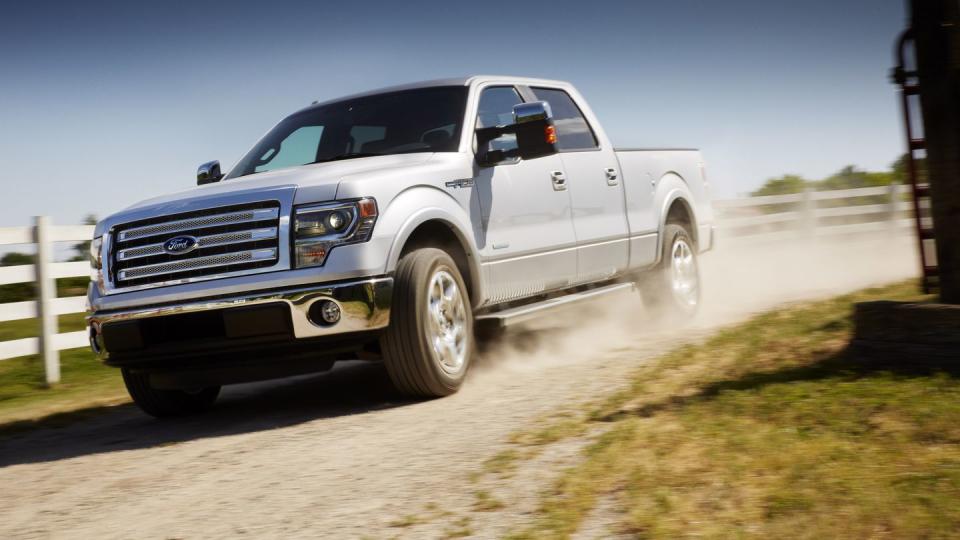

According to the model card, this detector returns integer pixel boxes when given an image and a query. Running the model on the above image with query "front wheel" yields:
[122,368,220,418]
[639,223,701,320]
[381,248,474,397]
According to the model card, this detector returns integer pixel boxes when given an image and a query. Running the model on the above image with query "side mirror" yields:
[512,101,558,160]
[197,160,223,185]
[474,101,559,167]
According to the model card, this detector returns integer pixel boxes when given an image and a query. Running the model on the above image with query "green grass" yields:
[0,311,126,429]
[506,280,960,539]
[0,313,88,342]
[0,347,126,428]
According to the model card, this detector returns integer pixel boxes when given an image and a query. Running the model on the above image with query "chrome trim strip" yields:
[88,277,395,358]
[118,248,278,281]
[476,282,634,327]
[117,207,280,241]
[117,227,279,262]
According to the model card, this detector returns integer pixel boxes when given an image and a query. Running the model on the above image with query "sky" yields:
[0,0,908,228]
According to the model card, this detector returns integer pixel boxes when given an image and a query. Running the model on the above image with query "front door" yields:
[472,86,577,304]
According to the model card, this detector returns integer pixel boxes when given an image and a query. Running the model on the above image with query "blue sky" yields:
[1,0,907,227]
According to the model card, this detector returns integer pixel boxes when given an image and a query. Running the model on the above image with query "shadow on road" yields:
[0,360,414,468]
[0,322,570,470]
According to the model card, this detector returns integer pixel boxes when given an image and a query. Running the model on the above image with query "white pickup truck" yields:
[87,76,715,417]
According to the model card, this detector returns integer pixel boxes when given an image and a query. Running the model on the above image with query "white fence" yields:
[713,184,918,242]
[0,217,94,384]
[0,185,920,385]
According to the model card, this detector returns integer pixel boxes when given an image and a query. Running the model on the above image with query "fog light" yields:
[309,300,341,326]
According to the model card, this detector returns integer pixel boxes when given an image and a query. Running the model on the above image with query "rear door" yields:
[471,86,578,304]
[527,86,629,284]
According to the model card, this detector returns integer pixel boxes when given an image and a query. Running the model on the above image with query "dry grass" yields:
[506,280,960,538]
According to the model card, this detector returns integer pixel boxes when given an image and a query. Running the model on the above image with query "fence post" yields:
[34,216,60,385]
[801,187,816,236]
[887,183,900,228]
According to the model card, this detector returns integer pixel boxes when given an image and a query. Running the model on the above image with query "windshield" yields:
[226,86,468,179]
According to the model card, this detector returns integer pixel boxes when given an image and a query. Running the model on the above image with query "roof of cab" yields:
[299,75,570,113]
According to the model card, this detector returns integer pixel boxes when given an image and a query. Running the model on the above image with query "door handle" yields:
[604,168,619,186]
[551,170,567,191]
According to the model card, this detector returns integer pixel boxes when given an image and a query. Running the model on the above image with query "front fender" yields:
[377,186,484,301]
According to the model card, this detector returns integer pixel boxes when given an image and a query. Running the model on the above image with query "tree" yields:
[751,174,809,197]
[1,252,33,266]
[70,214,98,262]
[0,252,34,303]
[891,153,926,185]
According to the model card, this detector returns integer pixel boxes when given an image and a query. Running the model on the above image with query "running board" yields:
[475,282,634,328]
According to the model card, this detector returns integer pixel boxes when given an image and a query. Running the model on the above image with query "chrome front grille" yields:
[110,202,282,289]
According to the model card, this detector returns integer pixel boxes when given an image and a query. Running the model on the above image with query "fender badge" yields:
[444,178,474,189]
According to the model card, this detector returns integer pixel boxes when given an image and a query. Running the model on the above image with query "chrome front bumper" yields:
[87,277,393,358]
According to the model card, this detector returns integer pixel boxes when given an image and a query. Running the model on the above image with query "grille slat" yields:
[110,202,282,289]
[118,248,278,281]
[118,208,279,242]
[117,227,279,262]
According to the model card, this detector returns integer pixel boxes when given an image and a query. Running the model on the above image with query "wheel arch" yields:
[655,173,700,263]
[387,213,483,307]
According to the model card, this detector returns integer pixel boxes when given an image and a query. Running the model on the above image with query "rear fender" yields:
[654,173,698,265]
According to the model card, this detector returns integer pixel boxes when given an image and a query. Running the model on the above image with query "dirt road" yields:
[0,233,918,539]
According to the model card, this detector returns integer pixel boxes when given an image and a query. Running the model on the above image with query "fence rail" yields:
[713,184,916,242]
[0,217,94,384]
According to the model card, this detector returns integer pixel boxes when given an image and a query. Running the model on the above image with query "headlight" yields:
[89,236,104,286]
[294,198,378,268]
[89,236,103,270]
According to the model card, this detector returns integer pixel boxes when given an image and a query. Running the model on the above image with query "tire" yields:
[381,248,474,397]
[122,368,220,418]
[639,223,701,320]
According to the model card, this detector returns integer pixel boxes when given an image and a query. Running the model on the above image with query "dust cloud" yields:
[470,231,920,378]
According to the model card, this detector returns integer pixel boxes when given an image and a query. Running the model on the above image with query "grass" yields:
[0,309,128,429]
[442,516,473,538]
[482,448,523,477]
[473,490,506,511]
[506,280,960,539]
[388,514,424,528]
[0,312,127,429]
[0,345,126,429]
[0,312,88,341]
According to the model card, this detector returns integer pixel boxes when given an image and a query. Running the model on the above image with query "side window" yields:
[255,125,324,173]
[530,88,598,151]
[476,86,523,155]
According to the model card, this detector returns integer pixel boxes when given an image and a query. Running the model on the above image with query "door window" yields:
[530,87,598,151]
[476,86,524,155]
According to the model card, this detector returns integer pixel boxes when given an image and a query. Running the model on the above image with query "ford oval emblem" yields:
[163,235,199,255]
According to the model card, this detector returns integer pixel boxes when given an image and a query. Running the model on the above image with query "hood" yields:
[127,153,434,211]
[97,153,435,235]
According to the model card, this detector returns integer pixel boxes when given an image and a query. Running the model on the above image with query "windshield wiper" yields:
[310,152,383,164]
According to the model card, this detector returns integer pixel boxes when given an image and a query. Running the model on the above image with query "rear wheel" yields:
[639,223,701,319]
[381,248,474,397]
[122,368,220,418]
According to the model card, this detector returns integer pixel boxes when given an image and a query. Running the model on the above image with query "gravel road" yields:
[0,233,917,539]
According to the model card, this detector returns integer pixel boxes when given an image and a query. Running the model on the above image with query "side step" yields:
[475,282,635,328]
